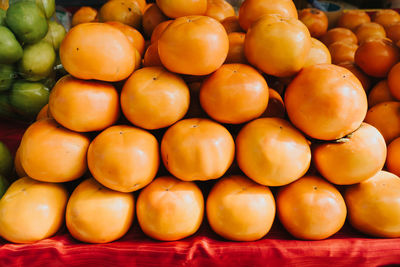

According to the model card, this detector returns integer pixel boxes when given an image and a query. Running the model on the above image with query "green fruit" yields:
[43,20,66,51]
[19,40,56,81]
[0,92,18,120]
[40,69,56,88]
[35,0,55,19]
[0,9,5,26]
[0,64,15,91]
[0,141,12,177]
[6,1,48,44]
[0,174,9,198]
[0,26,23,64]
[9,80,49,119]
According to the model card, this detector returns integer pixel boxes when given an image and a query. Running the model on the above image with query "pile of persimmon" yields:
[2,0,400,246]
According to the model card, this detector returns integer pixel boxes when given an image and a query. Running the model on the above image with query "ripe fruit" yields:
[19,119,90,183]
[66,178,135,243]
[313,123,386,185]
[14,147,26,178]
[337,10,371,32]
[355,22,386,44]
[298,8,328,38]
[143,42,163,67]
[221,16,243,34]
[238,0,298,31]
[345,171,400,238]
[88,125,159,192]
[388,62,400,100]
[200,64,269,124]
[71,6,98,27]
[372,9,400,29]
[121,67,190,130]
[261,89,285,118]
[337,61,371,93]
[99,0,142,30]
[36,104,51,121]
[205,0,235,22]
[328,41,358,64]
[150,20,172,43]
[244,14,311,77]
[236,118,311,186]
[60,23,135,82]
[364,101,400,144]
[156,0,207,18]
[0,177,68,243]
[206,175,275,241]
[303,38,331,68]
[136,176,204,241]
[161,118,234,181]
[355,38,400,78]
[285,64,367,140]
[368,80,396,108]
[225,32,246,64]
[386,22,400,44]
[321,27,358,46]
[158,16,229,75]
[105,21,145,56]
[142,3,168,38]
[387,137,400,177]
[277,176,347,240]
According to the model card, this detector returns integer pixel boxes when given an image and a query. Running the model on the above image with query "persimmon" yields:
[60,23,135,82]
[136,176,204,241]
[238,0,298,31]
[277,175,347,240]
[337,10,371,32]
[303,38,331,68]
[225,32,246,64]
[49,75,120,132]
[244,14,311,77]
[206,175,276,241]
[156,0,207,18]
[364,101,400,144]
[161,118,234,181]
[337,61,371,93]
[200,64,268,124]
[355,38,400,78]
[36,104,50,121]
[387,137,400,177]
[285,64,367,141]
[99,0,142,30]
[345,171,400,238]
[0,177,68,243]
[205,0,235,22]
[158,16,229,75]
[388,62,400,100]
[143,42,163,67]
[328,41,358,64]
[368,80,396,108]
[355,22,386,44]
[372,9,400,29]
[121,67,190,130]
[142,3,168,38]
[321,27,358,47]
[261,89,285,118]
[386,22,400,44]
[71,7,98,27]
[105,21,145,56]
[150,20,172,43]
[221,16,243,34]
[14,147,26,177]
[298,8,328,39]
[126,0,147,13]
[19,119,90,183]
[236,118,311,186]
[313,123,386,185]
[87,125,159,193]
[66,178,135,243]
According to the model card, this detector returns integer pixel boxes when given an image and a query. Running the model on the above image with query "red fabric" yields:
[0,120,400,267]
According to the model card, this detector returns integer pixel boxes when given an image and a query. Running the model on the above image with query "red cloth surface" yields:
[0,120,400,267]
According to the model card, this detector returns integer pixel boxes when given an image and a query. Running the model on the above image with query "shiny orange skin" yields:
[388,62,400,100]
[244,14,311,77]
[313,123,386,185]
[221,16,243,34]
[36,104,50,121]
[337,10,371,32]
[321,27,358,47]
[355,38,400,78]
[49,75,120,132]
[161,118,234,181]
[387,137,400,177]
[126,0,147,13]
[60,23,135,82]
[156,0,207,18]
[206,175,276,241]
[303,38,331,68]
[158,16,229,75]
[66,178,135,243]
[136,176,204,241]
[238,0,298,31]
[277,176,347,240]
[205,0,235,22]
[88,125,159,193]
[337,61,371,93]
[345,171,400,238]
[386,22,400,44]
[328,41,358,64]
[19,119,90,183]
[143,42,163,67]
[142,3,168,38]
[72,7,98,27]
[99,0,142,30]
[355,22,386,44]
[200,64,268,124]
[14,147,27,177]
[225,32,246,64]
[368,80,396,108]
[150,20,172,43]
[121,67,190,130]
[261,89,285,118]
[298,8,328,39]
[105,21,145,56]
[372,9,400,29]
[364,101,400,144]
[236,118,311,186]
[0,177,69,244]
[285,64,368,141]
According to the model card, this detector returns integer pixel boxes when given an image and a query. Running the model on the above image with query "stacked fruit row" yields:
[1,0,400,244]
